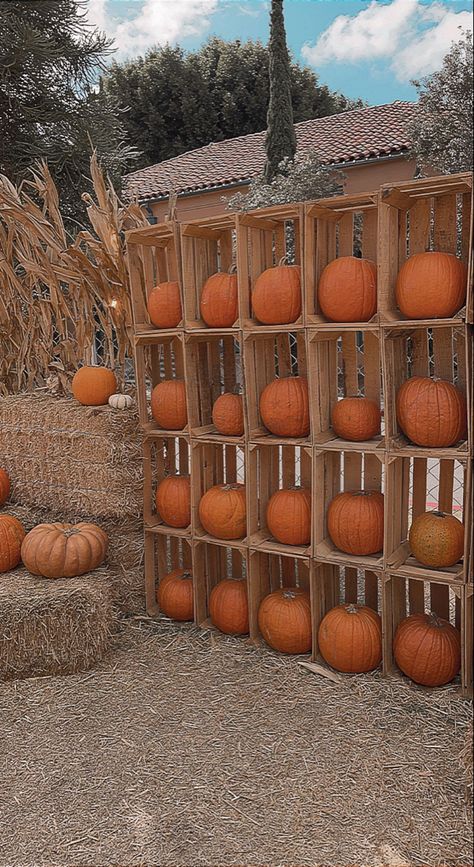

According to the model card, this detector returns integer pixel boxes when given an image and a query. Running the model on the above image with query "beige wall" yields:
[149,155,417,223]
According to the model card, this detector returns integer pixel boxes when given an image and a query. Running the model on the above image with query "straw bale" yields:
[0,567,115,681]
[0,393,143,519]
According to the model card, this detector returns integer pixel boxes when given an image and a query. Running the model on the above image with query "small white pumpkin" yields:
[108,393,133,410]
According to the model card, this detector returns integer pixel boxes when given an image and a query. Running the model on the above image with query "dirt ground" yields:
[0,618,472,867]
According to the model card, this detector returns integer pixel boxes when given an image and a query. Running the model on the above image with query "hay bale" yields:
[0,393,143,519]
[0,568,115,680]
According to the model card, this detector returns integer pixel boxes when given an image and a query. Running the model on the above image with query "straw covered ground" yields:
[0,618,472,867]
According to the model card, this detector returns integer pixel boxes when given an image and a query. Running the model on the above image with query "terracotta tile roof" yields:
[124,101,416,201]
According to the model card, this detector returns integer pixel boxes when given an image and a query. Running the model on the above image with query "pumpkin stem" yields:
[427,610,444,628]
[282,589,297,599]
[221,483,243,491]
[431,511,446,518]
[228,263,237,275]
[345,604,360,614]
[278,255,289,266]
[179,570,192,579]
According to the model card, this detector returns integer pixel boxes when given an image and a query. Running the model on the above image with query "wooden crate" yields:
[313,449,385,569]
[184,332,245,442]
[143,435,191,536]
[126,221,182,334]
[134,333,188,436]
[180,214,238,331]
[378,172,473,326]
[144,531,193,617]
[385,454,471,582]
[248,548,312,647]
[382,571,468,694]
[463,583,473,698]
[311,562,383,666]
[307,325,384,452]
[247,441,312,557]
[242,330,310,444]
[192,540,250,632]
[235,204,304,330]
[383,323,471,457]
[304,191,378,327]
[190,440,247,547]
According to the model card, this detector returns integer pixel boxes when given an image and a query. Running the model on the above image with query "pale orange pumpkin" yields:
[331,397,381,442]
[252,262,301,325]
[393,612,461,686]
[155,475,191,528]
[258,587,312,654]
[21,522,108,579]
[200,270,238,328]
[157,568,194,621]
[212,393,244,436]
[259,376,310,438]
[198,483,246,540]
[209,578,249,634]
[151,379,187,430]
[318,604,382,673]
[318,256,377,322]
[0,468,11,506]
[0,515,26,573]
[327,490,384,556]
[266,487,311,546]
[409,511,464,568]
[147,281,182,328]
[396,377,467,447]
[72,366,117,406]
[396,252,467,320]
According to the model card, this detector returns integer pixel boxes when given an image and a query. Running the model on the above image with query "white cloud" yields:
[301,0,472,82]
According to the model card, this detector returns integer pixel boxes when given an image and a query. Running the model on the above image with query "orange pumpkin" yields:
[396,252,467,320]
[252,262,301,325]
[72,366,117,406]
[258,587,312,654]
[259,376,309,438]
[151,380,187,430]
[409,510,464,568]
[331,397,381,442]
[155,475,191,528]
[0,468,11,506]
[209,578,249,634]
[396,377,467,447]
[212,393,244,436]
[327,490,384,556]
[266,487,311,546]
[0,515,26,573]
[393,612,461,686]
[199,483,246,540]
[200,270,238,328]
[318,256,377,322]
[157,568,194,621]
[318,604,382,673]
[21,522,108,578]
[147,281,182,328]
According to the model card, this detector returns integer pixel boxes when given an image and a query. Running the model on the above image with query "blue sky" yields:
[88,0,473,104]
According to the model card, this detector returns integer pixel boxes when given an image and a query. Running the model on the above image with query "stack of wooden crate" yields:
[126,172,473,697]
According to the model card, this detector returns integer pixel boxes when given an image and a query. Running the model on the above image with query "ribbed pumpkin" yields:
[327,490,384,556]
[259,376,309,438]
[199,483,246,540]
[200,269,238,327]
[331,397,381,442]
[72,366,117,406]
[157,568,194,621]
[147,281,182,328]
[155,475,191,528]
[394,612,461,686]
[318,604,382,673]
[209,578,249,635]
[258,587,312,654]
[151,379,187,430]
[21,522,108,579]
[266,487,311,546]
[0,515,26,573]
[212,393,244,436]
[396,377,467,447]
[0,468,11,506]
[108,393,133,410]
[252,262,301,325]
[409,510,464,568]
[396,252,467,320]
[318,256,377,322]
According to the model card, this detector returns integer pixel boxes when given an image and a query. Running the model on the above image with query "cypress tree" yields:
[263,0,296,183]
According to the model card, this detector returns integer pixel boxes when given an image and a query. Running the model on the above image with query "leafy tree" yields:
[264,0,296,182]
[228,154,342,211]
[410,31,473,174]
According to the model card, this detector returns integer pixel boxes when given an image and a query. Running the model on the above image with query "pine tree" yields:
[263,0,296,183]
